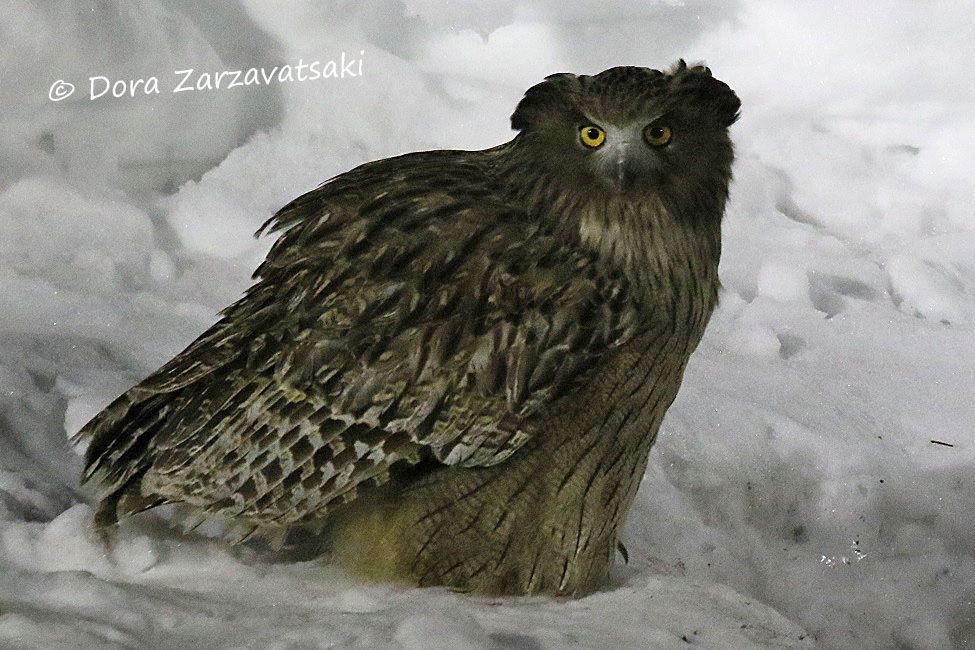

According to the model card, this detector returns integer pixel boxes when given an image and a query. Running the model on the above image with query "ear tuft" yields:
[672,64,741,127]
[510,73,579,132]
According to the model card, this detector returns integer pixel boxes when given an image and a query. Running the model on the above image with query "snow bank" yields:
[1,1,972,648]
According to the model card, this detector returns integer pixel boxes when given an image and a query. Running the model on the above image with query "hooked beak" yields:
[614,143,628,190]
[595,127,656,192]
[607,140,645,192]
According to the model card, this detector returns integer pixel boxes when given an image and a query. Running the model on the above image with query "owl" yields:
[79,61,740,597]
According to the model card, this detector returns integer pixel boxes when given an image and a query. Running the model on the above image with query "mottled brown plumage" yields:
[78,61,740,596]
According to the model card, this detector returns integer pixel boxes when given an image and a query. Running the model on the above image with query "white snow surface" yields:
[1,1,973,648]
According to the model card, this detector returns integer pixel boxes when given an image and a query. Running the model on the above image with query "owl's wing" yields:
[80,149,642,528]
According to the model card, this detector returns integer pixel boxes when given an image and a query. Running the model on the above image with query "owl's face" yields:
[510,62,740,198]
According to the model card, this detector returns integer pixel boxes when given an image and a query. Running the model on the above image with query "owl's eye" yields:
[643,124,672,147]
[579,125,606,148]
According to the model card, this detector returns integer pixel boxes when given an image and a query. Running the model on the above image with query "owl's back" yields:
[79,146,654,541]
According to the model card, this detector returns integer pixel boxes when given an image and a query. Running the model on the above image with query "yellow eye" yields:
[643,124,672,146]
[579,125,606,148]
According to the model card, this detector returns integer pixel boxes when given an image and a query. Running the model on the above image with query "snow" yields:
[1,1,973,648]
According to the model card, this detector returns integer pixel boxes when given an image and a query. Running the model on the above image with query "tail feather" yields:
[79,392,171,487]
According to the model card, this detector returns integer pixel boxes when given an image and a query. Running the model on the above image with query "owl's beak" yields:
[609,141,643,192]
[597,129,652,192]
[614,146,627,189]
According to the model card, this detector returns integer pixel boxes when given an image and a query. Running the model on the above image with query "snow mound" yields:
[1,1,973,648]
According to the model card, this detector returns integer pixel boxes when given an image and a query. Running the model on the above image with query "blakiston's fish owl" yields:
[79,62,740,596]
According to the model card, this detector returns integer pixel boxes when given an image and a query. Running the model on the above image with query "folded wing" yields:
[79,149,642,529]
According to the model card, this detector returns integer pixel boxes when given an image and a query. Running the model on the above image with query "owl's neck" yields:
[575,191,720,286]
[571,191,722,343]
[492,145,718,259]
[492,147,723,334]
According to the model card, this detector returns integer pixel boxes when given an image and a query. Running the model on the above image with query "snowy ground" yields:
[1,1,973,648]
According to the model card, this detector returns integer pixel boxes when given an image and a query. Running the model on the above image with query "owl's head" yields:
[510,62,740,198]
